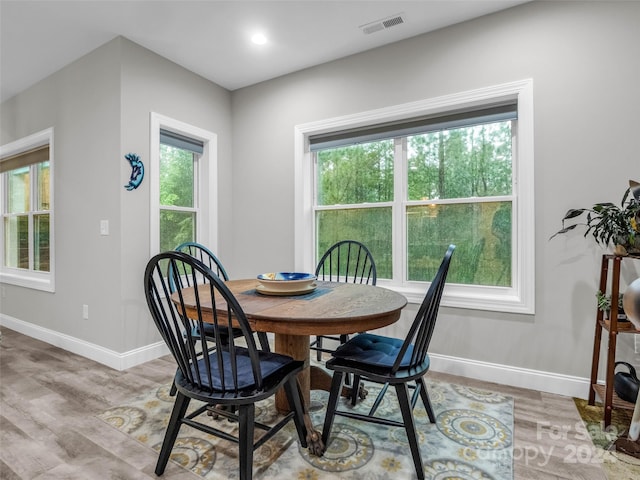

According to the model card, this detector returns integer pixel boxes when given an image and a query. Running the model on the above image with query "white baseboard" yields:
[429,352,591,399]
[0,314,169,371]
[0,313,592,398]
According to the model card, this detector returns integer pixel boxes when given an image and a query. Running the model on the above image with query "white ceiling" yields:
[0,0,530,103]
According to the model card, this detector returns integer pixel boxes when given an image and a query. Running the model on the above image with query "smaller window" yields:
[0,128,54,291]
[159,139,199,251]
[150,113,218,257]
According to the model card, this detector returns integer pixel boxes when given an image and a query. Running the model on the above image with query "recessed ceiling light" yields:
[251,33,267,45]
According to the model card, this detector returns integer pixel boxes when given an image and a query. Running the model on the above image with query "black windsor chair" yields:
[310,240,377,404]
[144,251,308,480]
[310,240,377,361]
[320,245,455,480]
[310,240,378,405]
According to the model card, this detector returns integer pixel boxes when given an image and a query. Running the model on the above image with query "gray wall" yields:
[1,40,123,349]
[1,1,639,388]
[118,39,233,352]
[0,37,232,353]
[229,0,640,379]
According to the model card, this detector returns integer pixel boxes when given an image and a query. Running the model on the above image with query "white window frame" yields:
[294,80,534,314]
[150,113,218,255]
[0,128,55,292]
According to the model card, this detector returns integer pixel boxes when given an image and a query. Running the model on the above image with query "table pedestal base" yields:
[274,333,325,455]
[275,334,311,412]
[274,333,362,412]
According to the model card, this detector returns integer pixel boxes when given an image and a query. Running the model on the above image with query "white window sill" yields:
[376,280,534,315]
[0,269,55,292]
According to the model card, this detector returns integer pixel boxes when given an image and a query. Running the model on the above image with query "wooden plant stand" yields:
[588,254,640,426]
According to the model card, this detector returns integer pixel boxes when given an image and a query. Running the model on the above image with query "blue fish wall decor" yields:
[124,153,144,190]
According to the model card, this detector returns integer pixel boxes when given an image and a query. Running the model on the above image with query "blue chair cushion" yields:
[332,333,418,368]
[191,347,294,391]
[192,323,242,339]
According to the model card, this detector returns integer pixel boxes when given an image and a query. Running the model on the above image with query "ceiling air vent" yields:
[360,13,405,35]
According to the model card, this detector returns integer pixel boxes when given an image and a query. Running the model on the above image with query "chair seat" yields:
[191,348,298,391]
[332,333,417,369]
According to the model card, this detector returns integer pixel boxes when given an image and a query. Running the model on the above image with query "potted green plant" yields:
[596,290,626,320]
[550,180,640,256]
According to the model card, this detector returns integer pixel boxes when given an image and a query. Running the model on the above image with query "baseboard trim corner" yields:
[0,314,168,371]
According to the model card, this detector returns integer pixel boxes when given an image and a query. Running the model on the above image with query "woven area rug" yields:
[99,379,513,479]
[574,398,640,479]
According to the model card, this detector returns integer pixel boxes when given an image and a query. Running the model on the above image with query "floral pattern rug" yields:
[98,379,513,479]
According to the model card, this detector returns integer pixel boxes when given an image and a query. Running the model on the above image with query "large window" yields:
[0,128,54,291]
[295,81,534,313]
[150,114,218,256]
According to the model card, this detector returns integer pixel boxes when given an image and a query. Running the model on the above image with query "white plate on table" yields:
[255,283,317,296]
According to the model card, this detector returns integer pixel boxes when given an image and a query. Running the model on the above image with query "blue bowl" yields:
[257,272,316,281]
[257,272,316,292]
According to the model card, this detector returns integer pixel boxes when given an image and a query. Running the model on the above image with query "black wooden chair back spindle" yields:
[175,241,230,281]
[172,241,270,350]
[314,239,377,285]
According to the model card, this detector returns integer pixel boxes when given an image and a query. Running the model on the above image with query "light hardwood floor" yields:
[0,327,607,479]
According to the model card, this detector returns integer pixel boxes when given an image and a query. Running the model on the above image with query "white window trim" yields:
[150,113,218,256]
[0,127,55,292]
[294,79,535,314]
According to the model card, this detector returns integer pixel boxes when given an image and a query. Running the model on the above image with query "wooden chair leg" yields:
[238,403,255,480]
[316,336,323,361]
[283,377,308,448]
[350,375,361,406]
[416,377,435,423]
[337,335,351,387]
[368,382,390,416]
[395,383,425,480]
[321,372,344,448]
[155,392,190,475]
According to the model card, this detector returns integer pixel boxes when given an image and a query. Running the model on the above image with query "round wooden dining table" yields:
[176,278,407,412]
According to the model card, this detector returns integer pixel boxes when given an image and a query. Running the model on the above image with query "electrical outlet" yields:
[100,220,109,235]
[635,335,640,354]
[82,304,89,320]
